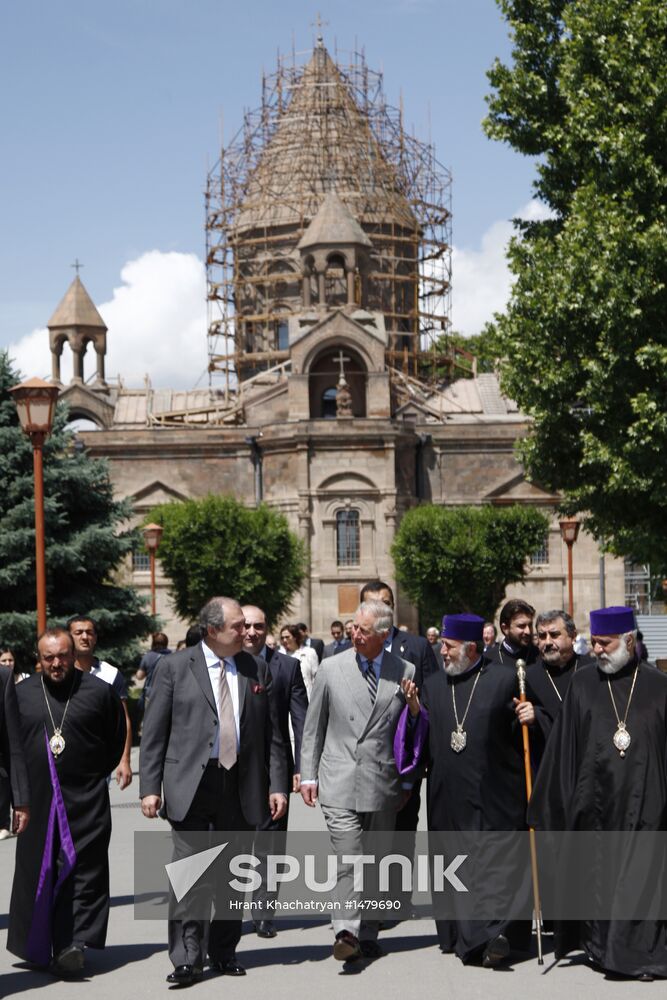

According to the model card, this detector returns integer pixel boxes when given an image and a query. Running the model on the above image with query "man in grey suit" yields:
[300,599,415,962]
[140,596,288,986]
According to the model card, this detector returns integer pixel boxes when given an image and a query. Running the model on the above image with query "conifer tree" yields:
[0,351,153,669]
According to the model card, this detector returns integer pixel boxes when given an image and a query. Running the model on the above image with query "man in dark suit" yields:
[242,603,308,938]
[296,623,324,663]
[140,596,288,986]
[323,620,352,659]
[359,582,439,693]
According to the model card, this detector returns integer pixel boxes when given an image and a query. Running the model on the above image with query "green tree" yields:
[146,495,306,625]
[484,0,667,565]
[0,351,153,668]
[391,504,549,622]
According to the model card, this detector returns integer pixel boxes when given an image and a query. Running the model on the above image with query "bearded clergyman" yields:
[8,627,126,977]
[528,605,667,982]
[396,613,531,969]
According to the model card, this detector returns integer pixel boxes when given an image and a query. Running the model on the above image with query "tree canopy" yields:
[391,503,550,623]
[146,494,306,625]
[485,0,667,565]
[0,351,153,669]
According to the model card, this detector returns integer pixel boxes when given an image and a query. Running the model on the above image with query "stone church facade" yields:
[43,39,624,637]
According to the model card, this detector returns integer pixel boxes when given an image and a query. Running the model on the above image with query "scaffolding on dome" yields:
[205,39,453,397]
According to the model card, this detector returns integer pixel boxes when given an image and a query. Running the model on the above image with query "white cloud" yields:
[9,250,208,390]
[451,199,553,336]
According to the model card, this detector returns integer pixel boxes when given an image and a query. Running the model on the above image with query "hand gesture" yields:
[401,678,421,717]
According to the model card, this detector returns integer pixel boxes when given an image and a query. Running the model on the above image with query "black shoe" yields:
[637,974,654,983]
[482,934,510,968]
[255,920,277,938]
[359,940,385,959]
[210,957,246,976]
[166,964,203,986]
[52,944,85,977]
[333,930,361,962]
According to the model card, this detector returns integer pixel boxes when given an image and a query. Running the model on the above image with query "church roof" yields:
[48,276,107,330]
[297,191,373,251]
[234,43,417,235]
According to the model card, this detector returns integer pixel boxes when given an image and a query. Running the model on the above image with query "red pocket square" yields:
[252,683,265,694]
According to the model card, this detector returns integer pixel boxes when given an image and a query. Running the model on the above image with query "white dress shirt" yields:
[201,641,241,759]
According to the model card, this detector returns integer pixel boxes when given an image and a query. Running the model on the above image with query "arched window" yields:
[275,319,289,351]
[322,387,337,419]
[336,509,360,567]
[325,253,347,307]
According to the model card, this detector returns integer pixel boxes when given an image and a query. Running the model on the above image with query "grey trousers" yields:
[320,804,397,941]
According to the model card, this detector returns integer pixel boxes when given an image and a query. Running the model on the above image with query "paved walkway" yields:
[0,750,659,998]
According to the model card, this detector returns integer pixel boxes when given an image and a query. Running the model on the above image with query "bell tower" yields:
[47,275,108,389]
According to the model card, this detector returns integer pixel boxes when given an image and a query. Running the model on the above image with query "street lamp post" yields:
[559,518,581,618]
[142,523,163,616]
[9,377,60,635]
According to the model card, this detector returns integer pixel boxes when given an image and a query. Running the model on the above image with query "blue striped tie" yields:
[364,659,378,703]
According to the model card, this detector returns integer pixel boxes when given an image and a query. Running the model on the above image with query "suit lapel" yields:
[189,646,217,712]
[339,650,373,720]
[363,651,402,732]
[234,650,251,720]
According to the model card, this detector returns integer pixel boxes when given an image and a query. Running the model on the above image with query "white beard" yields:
[597,642,632,675]
[445,649,472,676]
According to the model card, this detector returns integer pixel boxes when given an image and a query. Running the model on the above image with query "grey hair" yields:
[358,600,393,634]
[535,609,577,638]
[199,596,239,634]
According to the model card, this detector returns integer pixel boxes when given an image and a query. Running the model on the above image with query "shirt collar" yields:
[201,640,236,671]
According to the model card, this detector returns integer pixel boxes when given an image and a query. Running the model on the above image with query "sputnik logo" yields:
[165,843,228,902]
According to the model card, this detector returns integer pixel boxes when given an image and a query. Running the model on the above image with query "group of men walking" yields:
[1,587,666,984]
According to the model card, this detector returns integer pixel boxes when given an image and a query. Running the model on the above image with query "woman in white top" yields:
[279,624,318,699]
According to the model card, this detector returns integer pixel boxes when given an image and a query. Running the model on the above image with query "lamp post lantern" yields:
[9,377,60,635]
[559,518,581,618]
[143,523,163,616]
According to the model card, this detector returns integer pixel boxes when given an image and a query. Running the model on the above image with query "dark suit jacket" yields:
[323,639,352,659]
[307,637,325,663]
[139,645,288,824]
[0,670,29,807]
[263,647,308,776]
[388,628,439,691]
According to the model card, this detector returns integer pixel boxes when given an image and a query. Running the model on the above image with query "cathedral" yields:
[43,37,623,636]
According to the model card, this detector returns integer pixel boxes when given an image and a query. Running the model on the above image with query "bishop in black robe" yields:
[396,614,532,965]
[528,605,667,979]
[8,668,125,966]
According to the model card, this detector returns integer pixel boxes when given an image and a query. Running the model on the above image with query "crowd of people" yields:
[0,583,666,984]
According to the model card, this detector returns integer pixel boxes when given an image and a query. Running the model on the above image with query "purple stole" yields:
[26,728,77,965]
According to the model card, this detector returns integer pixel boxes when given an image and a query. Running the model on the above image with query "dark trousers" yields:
[168,763,252,970]
[252,794,290,916]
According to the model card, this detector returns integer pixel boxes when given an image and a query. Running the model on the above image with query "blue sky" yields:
[2,0,540,387]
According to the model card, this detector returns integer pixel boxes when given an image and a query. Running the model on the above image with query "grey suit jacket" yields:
[139,644,288,824]
[300,647,415,813]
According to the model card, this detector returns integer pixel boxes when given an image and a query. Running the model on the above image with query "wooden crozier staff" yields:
[516,658,544,965]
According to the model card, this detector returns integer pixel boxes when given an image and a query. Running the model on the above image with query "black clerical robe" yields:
[420,661,531,962]
[485,639,539,668]
[525,653,596,767]
[528,659,667,978]
[8,672,126,964]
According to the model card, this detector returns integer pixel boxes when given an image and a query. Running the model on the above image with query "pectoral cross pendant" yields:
[450,727,467,753]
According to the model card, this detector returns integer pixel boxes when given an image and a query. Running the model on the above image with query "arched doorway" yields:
[308,347,367,418]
